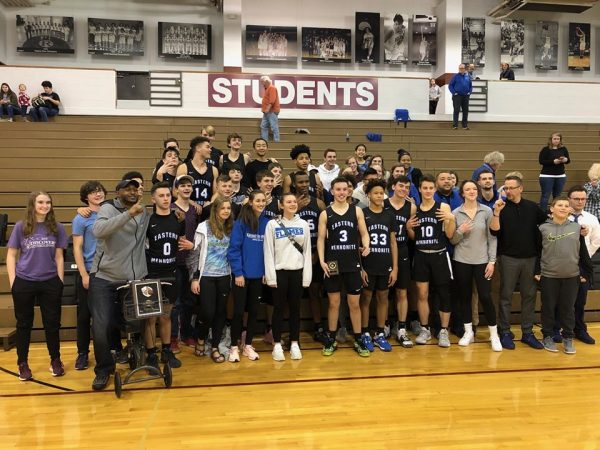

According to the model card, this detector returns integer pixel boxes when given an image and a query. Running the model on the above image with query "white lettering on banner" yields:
[208,74,378,110]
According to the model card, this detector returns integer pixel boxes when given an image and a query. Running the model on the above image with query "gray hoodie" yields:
[91,198,149,282]
[539,219,581,278]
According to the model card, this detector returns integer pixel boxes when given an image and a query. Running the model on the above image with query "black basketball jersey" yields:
[146,211,185,275]
[291,171,318,198]
[206,147,223,170]
[384,198,411,247]
[325,204,361,273]
[184,160,214,205]
[415,202,447,251]
[263,197,280,220]
[297,196,321,249]
[362,207,397,275]
[221,153,247,175]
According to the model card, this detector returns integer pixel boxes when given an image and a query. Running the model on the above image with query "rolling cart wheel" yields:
[163,363,172,388]
[114,371,123,398]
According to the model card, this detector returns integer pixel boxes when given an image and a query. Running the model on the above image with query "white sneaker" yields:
[272,343,285,361]
[290,342,302,360]
[490,335,503,352]
[383,324,391,338]
[438,329,451,348]
[458,330,474,347]
[8,118,13,122]
[397,328,414,348]
[415,328,431,345]
[243,345,260,361]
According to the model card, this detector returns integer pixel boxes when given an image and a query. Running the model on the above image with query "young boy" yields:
[152,141,181,185]
[176,136,218,206]
[360,179,398,352]
[256,169,280,219]
[244,138,278,190]
[228,163,248,206]
[317,177,371,357]
[267,162,284,198]
[283,144,324,200]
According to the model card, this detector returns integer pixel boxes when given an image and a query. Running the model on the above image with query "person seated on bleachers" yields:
[29,80,61,122]
[0,83,20,122]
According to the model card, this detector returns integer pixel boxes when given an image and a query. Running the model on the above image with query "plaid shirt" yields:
[584,182,600,219]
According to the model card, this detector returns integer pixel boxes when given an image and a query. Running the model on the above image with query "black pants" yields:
[452,94,469,128]
[453,261,496,326]
[75,272,92,354]
[272,269,303,343]
[540,276,579,338]
[429,99,439,114]
[11,275,63,364]
[197,275,231,347]
[174,265,195,340]
[231,278,263,346]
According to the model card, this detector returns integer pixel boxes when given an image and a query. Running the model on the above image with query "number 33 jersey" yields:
[362,207,397,275]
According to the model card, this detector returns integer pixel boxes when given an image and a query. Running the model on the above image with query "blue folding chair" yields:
[394,109,411,128]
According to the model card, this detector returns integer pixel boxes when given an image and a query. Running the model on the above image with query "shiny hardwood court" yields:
[2,325,600,449]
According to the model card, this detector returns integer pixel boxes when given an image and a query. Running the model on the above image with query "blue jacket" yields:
[434,189,464,211]
[448,72,472,96]
[227,212,270,279]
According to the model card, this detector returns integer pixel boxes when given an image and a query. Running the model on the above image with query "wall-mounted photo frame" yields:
[159,22,211,60]
[88,18,144,56]
[245,25,297,62]
[301,27,351,63]
[16,15,75,54]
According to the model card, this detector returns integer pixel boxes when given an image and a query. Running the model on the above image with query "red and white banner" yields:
[208,74,378,110]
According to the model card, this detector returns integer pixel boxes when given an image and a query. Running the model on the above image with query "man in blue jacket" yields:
[448,64,472,130]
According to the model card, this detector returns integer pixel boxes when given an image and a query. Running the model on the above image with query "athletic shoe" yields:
[563,338,576,354]
[383,324,391,339]
[458,330,474,347]
[543,336,558,353]
[290,342,302,360]
[490,336,503,352]
[500,332,515,350]
[49,358,65,377]
[373,333,392,352]
[263,329,274,345]
[7,118,13,122]
[243,345,260,361]
[438,329,451,348]
[409,320,422,336]
[161,348,182,368]
[75,353,89,370]
[116,349,129,364]
[463,126,470,130]
[147,352,160,370]
[521,333,544,350]
[336,327,349,343]
[313,327,328,345]
[452,126,458,130]
[229,346,240,363]
[272,343,285,361]
[396,328,414,348]
[182,337,196,348]
[18,362,33,381]
[575,331,595,345]
[354,337,371,357]
[415,328,432,345]
[92,373,110,391]
[552,331,563,344]
[362,333,375,352]
[322,339,338,357]
[170,337,181,354]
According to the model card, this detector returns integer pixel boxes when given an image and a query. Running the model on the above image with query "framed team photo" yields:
[16,15,74,54]
[355,12,380,64]
[500,20,524,68]
[88,18,144,56]
[159,22,211,60]
[411,15,437,66]
[535,21,558,70]
[301,27,351,63]
[245,25,297,62]
[568,22,590,71]
[462,18,485,67]
[383,13,408,64]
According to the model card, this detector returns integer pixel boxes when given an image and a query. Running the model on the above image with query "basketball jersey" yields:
[415,202,447,251]
[263,198,280,220]
[184,160,213,205]
[384,198,411,247]
[206,147,222,170]
[297,196,320,249]
[362,207,396,275]
[146,211,185,276]
[290,171,318,198]
[221,153,247,175]
[325,204,361,273]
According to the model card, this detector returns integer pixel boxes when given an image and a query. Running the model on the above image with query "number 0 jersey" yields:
[324,204,361,273]
[146,211,185,275]
[362,207,397,275]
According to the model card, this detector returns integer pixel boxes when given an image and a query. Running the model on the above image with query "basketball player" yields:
[283,144,324,199]
[317,177,371,357]
[407,175,456,347]
[176,136,218,206]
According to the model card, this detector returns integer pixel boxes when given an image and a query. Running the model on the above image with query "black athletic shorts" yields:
[147,271,178,305]
[312,261,324,284]
[412,250,452,285]
[365,273,390,292]
[324,271,362,295]
[394,245,411,290]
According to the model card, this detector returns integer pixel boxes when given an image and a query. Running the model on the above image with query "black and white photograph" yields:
[568,22,591,71]
[383,13,408,64]
[355,12,380,64]
[16,15,74,54]
[245,25,297,62]
[500,20,524,68]
[301,27,351,63]
[88,18,144,56]
[535,21,558,70]
[411,15,437,66]
[462,18,485,67]
[159,22,211,59]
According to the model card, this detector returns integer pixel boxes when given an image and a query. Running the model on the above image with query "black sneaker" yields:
[313,327,328,345]
[116,349,129,365]
[49,358,65,377]
[147,352,160,370]
[18,362,33,381]
[92,373,110,391]
[75,353,89,370]
[161,348,182,368]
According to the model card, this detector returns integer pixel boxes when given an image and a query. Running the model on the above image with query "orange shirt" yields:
[261,84,280,113]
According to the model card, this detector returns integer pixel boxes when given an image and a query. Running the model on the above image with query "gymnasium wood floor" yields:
[1,325,600,449]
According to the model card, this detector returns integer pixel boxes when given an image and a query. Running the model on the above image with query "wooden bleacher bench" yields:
[0,327,16,351]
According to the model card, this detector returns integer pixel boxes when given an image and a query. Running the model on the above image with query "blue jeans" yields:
[539,176,566,212]
[30,106,58,122]
[260,112,280,142]
[1,104,20,119]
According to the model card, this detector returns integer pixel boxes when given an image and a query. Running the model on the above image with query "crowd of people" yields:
[0,80,60,122]
[6,126,600,391]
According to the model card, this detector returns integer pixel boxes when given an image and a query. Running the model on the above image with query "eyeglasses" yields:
[503,186,521,191]
[569,197,587,201]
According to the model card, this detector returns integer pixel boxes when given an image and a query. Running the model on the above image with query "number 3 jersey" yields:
[325,204,361,273]
[146,211,185,276]
[362,207,398,275]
